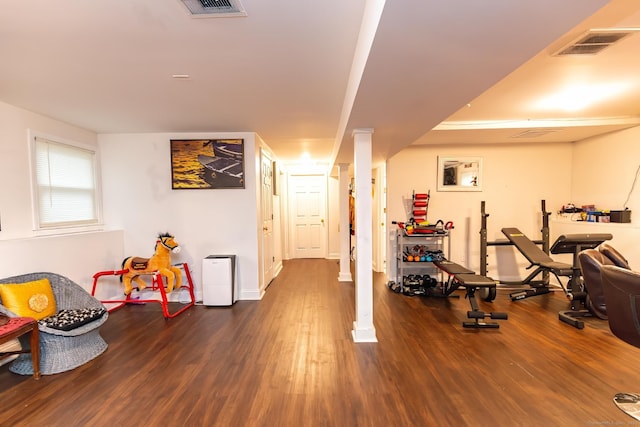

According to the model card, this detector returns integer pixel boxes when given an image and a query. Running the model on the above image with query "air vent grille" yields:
[555,31,632,56]
[511,129,561,139]
[180,0,247,17]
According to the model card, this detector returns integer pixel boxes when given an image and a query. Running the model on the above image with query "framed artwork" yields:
[437,156,483,192]
[170,139,245,189]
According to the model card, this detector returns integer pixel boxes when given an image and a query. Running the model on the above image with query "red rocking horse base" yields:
[91,263,195,319]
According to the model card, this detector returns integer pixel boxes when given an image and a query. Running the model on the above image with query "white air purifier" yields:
[202,255,237,306]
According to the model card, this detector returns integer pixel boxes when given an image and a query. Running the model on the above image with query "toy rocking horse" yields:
[121,233,183,295]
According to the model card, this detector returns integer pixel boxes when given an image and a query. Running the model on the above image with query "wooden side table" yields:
[0,316,40,379]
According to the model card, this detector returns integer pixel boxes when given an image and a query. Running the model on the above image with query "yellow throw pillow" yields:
[0,278,57,320]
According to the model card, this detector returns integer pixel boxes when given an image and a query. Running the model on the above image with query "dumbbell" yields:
[467,310,508,320]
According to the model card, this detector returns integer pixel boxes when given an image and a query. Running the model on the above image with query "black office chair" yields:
[559,249,614,328]
[578,249,616,319]
[599,243,631,269]
[600,265,640,421]
[601,265,640,346]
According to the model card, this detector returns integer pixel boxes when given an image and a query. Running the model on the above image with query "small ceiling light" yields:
[172,74,190,79]
[300,152,317,166]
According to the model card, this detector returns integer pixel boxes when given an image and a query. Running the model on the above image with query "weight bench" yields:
[550,233,612,291]
[434,260,507,329]
[501,228,574,301]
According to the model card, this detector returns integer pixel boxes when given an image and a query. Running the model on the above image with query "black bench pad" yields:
[433,260,474,275]
[454,274,497,287]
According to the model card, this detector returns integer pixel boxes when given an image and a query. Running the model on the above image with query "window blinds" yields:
[34,137,98,227]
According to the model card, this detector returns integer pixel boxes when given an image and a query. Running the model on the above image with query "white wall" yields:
[0,101,124,288]
[563,125,640,268]
[386,142,573,282]
[99,132,262,301]
[0,101,98,239]
[571,126,640,213]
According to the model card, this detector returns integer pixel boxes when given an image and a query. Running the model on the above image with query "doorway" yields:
[288,174,328,258]
[261,149,275,291]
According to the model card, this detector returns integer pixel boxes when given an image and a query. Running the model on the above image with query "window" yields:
[30,133,102,230]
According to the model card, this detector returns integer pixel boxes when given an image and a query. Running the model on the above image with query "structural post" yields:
[338,163,353,282]
[352,128,377,342]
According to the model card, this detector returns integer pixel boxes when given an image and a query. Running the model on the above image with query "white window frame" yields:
[28,130,103,233]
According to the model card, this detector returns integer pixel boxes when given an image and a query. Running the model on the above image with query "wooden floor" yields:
[2,259,640,426]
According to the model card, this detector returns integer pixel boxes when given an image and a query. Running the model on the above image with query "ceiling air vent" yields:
[554,30,634,56]
[180,0,247,18]
[511,129,561,139]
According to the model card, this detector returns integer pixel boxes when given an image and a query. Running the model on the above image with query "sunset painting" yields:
[170,139,244,189]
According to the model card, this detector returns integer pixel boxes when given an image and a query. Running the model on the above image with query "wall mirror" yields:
[437,156,483,192]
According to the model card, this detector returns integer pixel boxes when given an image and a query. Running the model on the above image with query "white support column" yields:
[338,163,353,282]
[352,128,377,343]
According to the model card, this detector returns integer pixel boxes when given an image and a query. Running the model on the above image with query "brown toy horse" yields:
[121,233,183,295]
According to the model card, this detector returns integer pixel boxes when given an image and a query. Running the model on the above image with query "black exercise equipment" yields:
[501,227,574,300]
[502,228,612,303]
[550,232,613,291]
[480,200,551,290]
[434,260,507,329]
[480,200,612,307]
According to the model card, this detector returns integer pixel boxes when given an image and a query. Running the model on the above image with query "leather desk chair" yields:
[600,265,640,347]
[577,249,615,319]
[599,243,631,269]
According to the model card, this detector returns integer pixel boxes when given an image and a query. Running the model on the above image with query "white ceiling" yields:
[1,1,639,168]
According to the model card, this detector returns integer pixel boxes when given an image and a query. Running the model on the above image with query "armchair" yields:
[0,272,108,375]
[600,265,640,347]
[578,249,616,319]
[599,243,631,269]
[559,249,614,328]
[600,264,640,421]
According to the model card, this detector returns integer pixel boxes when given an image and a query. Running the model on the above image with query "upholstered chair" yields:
[0,272,108,375]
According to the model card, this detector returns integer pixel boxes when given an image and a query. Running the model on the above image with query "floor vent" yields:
[180,0,247,18]
[554,30,635,56]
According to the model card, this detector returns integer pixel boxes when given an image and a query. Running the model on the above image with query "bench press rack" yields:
[434,260,507,329]
[480,200,553,299]
[91,262,195,319]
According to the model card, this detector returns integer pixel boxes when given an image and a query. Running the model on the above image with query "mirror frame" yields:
[437,156,483,192]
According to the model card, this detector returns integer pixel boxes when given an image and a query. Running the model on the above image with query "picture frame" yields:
[170,139,244,189]
[437,156,483,192]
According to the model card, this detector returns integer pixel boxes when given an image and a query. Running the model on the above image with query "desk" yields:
[0,317,40,379]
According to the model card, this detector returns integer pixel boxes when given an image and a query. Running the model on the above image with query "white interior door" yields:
[289,174,327,258]
[261,150,274,290]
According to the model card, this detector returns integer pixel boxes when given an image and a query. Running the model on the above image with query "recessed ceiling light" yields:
[534,82,631,112]
[172,74,190,79]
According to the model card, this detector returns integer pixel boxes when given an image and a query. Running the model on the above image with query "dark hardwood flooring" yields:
[2,259,640,426]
